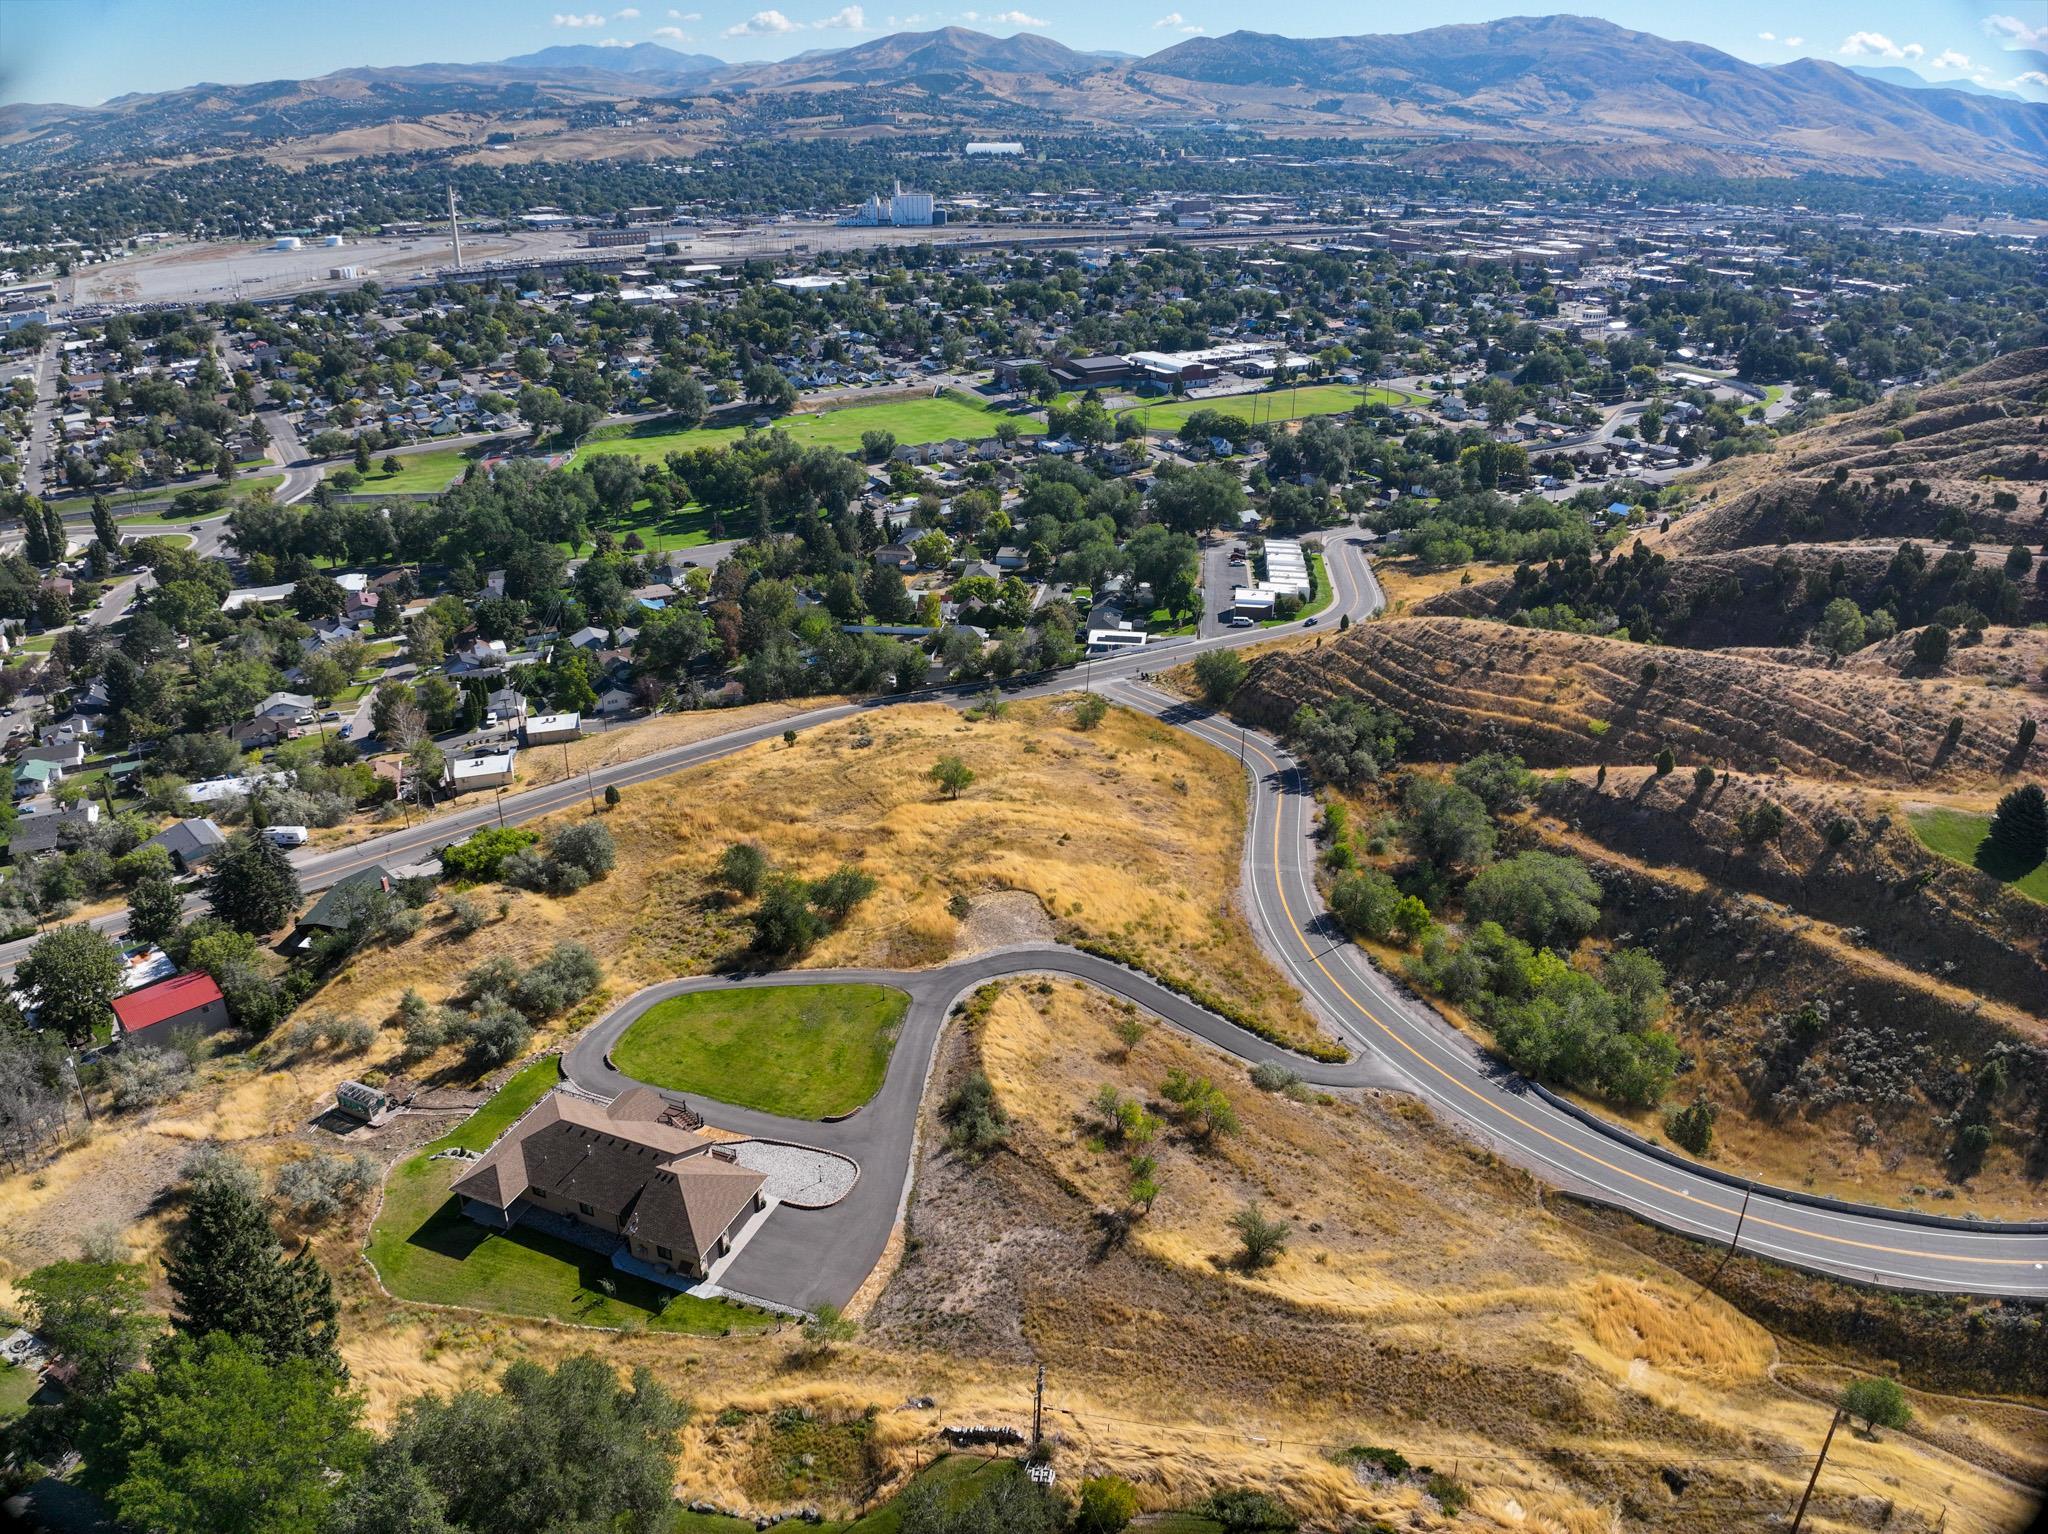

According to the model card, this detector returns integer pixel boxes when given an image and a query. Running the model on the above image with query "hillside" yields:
[1659,348,2048,557]
[1417,541,2048,649]
[1236,615,2041,787]
[4,18,2047,179]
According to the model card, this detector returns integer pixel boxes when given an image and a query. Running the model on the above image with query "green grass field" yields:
[364,1057,775,1334]
[327,447,478,493]
[1120,382,1426,434]
[1908,808,2048,903]
[578,391,1035,468]
[0,1362,42,1421]
[612,984,909,1120]
[574,499,722,555]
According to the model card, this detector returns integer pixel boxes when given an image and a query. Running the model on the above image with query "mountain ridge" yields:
[2,17,2044,182]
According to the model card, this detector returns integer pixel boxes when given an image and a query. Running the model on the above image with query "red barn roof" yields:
[111,972,225,1035]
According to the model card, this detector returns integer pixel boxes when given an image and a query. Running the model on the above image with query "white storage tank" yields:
[323,234,344,248]
[274,235,302,251]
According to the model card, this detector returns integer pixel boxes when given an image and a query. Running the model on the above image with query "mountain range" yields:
[2,16,2044,182]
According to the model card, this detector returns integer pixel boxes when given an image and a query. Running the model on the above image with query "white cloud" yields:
[553,11,607,26]
[814,5,867,27]
[614,6,640,17]
[652,24,691,40]
[1930,50,1970,71]
[1837,31,1915,61]
[668,8,701,16]
[1785,36,1802,48]
[597,37,629,45]
[1757,30,1773,41]
[986,9,1048,24]
[2012,70,2048,90]
[1902,41,1923,59]
[1984,14,2048,48]
[725,8,799,33]
[1153,11,1201,31]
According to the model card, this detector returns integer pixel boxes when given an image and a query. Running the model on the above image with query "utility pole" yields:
[1031,1363,1045,1449]
[1788,1406,1844,1534]
[1686,1180,1754,1312]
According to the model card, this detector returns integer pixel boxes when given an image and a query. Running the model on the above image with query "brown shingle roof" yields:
[448,1088,765,1268]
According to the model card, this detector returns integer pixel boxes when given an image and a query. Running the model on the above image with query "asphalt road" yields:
[19,528,2044,1301]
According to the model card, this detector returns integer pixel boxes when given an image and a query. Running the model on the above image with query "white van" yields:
[263,826,310,849]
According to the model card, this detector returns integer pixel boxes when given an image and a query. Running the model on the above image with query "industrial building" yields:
[839,184,942,228]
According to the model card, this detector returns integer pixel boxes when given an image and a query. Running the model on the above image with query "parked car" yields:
[1229,615,1255,628]
[319,710,341,722]
[263,826,310,849]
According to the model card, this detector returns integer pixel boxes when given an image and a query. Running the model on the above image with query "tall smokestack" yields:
[448,185,464,271]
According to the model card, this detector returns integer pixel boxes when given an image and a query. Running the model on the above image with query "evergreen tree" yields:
[203,829,303,934]
[1988,782,2047,866]
[127,872,188,947]
[91,493,121,551]
[22,498,49,566]
[163,1156,342,1372]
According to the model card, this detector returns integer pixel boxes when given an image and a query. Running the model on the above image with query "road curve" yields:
[19,530,2045,1297]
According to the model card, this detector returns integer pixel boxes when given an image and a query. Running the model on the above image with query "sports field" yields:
[1119,382,1426,433]
[576,390,1036,467]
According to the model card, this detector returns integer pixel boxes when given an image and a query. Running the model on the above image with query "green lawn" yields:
[1908,809,2048,903]
[577,391,1036,468]
[365,1057,775,1334]
[98,475,284,524]
[571,497,722,556]
[612,984,909,1120]
[1120,382,1426,434]
[0,1362,42,1421]
[328,447,477,493]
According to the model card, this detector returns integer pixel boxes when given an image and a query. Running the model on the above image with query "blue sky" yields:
[3,0,2044,106]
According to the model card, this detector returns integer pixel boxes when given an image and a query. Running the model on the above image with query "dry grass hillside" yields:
[0,698,1328,1285]
[1655,349,2048,557]
[855,983,2043,1531]
[1236,616,2041,787]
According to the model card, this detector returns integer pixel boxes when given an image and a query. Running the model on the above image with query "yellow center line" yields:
[1224,724,2035,1271]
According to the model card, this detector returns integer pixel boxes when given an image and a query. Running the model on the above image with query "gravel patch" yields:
[729,1141,859,1208]
[952,889,1055,957]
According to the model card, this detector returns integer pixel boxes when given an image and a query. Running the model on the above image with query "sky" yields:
[2,0,2044,106]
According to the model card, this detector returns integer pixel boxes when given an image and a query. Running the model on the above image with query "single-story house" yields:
[229,716,289,750]
[10,759,64,800]
[289,865,394,951]
[111,972,228,1046]
[445,750,517,793]
[7,804,99,861]
[253,692,315,723]
[144,818,226,874]
[872,543,918,572]
[521,713,582,746]
[451,1085,771,1286]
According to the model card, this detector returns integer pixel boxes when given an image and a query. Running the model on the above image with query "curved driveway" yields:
[15,528,2044,1301]
[563,953,1408,1313]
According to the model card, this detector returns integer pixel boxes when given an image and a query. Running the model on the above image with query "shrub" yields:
[1227,1201,1289,1270]
[1738,800,1788,842]
[1071,692,1109,730]
[1426,1473,1470,1515]
[1195,1488,1297,1532]
[446,996,532,1068]
[511,942,602,1020]
[1073,1476,1139,1534]
[1329,866,1403,942]
[446,894,487,936]
[1336,1445,1410,1479]
[811,863,878,923]
[1249,1060,1301,1093]
[438,826,538,882]
[507,822,616,896]
[752,875,826,958]
[272,1153,377,1223]
[107,1046,192,1110]
[1160,1067,1239,1141]
[716,842,769,898]
[1193,649,1249,706]
[941,1071,1008,1159]
[1666,1091,1717,1156]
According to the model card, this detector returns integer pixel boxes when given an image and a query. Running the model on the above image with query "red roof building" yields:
[111,972,228,1041]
